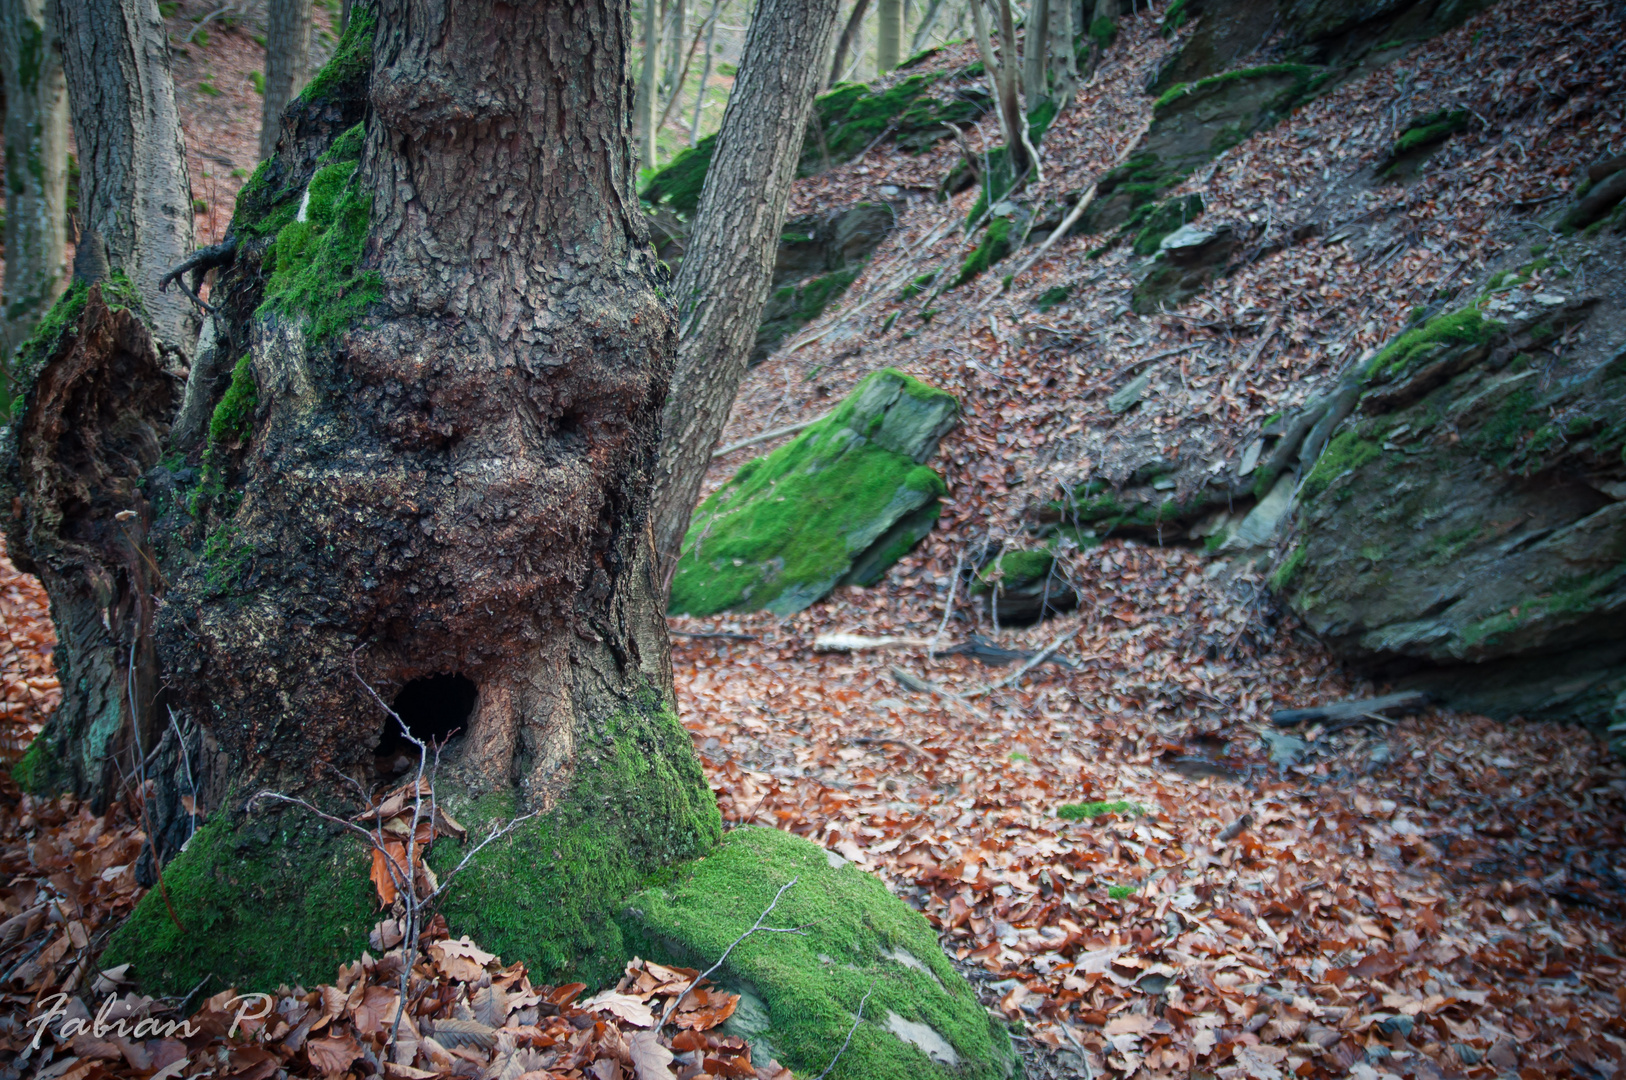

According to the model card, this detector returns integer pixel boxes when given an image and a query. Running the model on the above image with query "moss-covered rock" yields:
[618,826,1018,1080]
[105,699,721,995]
[971,549,1077,625]
[1275,274,1626,730]
[670,370,958,616]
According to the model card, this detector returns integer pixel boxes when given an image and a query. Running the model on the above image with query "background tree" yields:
[877,0,903,70]
[828,0,871,87]
[3,0,194,811]
[909,0,949,53]
[55,0,195,347]
[0,0,69,372]
[635,0,660,165]
[1023,0,1050,101]
[651,0,843,580]
[258,0,313,161]
[970,0,1030,174]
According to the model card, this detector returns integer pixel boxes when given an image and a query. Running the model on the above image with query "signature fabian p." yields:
[26,991,274,1049]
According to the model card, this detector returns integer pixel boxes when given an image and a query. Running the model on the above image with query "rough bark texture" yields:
[650,0,843,576]
[877,0,904,70]
[0,0,70,372]
[0,288,182,808]
[159,0,680,803]
[829,0,871,87]
[55,0,196,348]
[258,0,313,161]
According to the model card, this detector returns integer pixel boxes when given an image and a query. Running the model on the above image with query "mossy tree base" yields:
[619,827,1018,1080]
[104,701,722,995]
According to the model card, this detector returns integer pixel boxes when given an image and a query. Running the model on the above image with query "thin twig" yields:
[928,554,965,660]
[711,412,831,458]
[964,623,1087,698]
[659,878,805,1028]
[812,983,875,1080]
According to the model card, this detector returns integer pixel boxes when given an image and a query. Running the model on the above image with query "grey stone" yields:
[1109,371,1154,414]
[1223,474,1296,550]
[886,1011,962,1067]
[1261,730,1308,768]
[1274,287,1626,739]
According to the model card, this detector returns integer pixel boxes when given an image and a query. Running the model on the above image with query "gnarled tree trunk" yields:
[55,0,196,348]
[1,0,70,371]
[650,0,843,576]
[71,0,721,994]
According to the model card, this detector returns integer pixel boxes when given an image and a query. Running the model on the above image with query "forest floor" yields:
[2,1,1626,1078]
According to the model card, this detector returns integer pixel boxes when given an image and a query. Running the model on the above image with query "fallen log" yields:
[1270,691,1429,728]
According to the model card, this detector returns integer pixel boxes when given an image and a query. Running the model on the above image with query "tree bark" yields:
[1023,0,1050,102]
[258,0,313,162]
[877,0,903,71]
[651,0,843,578]
[54,0,196,348]
[0,0,70,373]
[635,0,659,167]
[828,0,871,88]
[0,288,180,810]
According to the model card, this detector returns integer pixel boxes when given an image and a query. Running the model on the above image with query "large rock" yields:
[1150,0,1497,96]
[670,370,958,617]
[618,826,1018,1080]
[1274,279,1626,728]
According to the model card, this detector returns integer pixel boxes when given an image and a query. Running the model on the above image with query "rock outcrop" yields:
[670,369,958,617]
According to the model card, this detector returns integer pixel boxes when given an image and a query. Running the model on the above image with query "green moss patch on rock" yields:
[970,549,1054,595]
[1301,430,1382,500]
[1364,307,1501,383]
[1126,193,1205,256]
[670,370,958,617]
[756,267,862,357]
[430,699,722,988]
[954,216,1016,285]
[618,826,1017,1080]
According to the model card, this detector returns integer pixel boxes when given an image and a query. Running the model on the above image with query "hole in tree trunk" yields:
[376,673,478,777]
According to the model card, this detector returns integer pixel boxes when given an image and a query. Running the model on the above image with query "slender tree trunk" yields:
[910,0,947,53]
[651,0,843,577]
[689,0,721,146]
[970,0,1027,173]
[877,0,903,71]
[258,0,313,161]
[662,0,686,98]
[996,0,1023,130]
[1051,0,1077,106]
[655,7,708,135]
[636,0,660,167]
[1087,0,1114,74]
[828,0,871,88]
[1023,0,1049,102]
[0,0,70,371]
[55,0,196,348]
